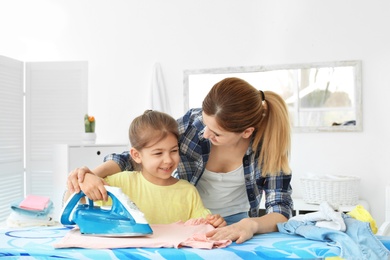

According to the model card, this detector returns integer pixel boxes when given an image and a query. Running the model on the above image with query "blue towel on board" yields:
[277,214,390,259]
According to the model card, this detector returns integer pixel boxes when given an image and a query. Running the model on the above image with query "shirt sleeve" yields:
[262,173,293,219]
[187,185,211,219]
[103,151,132,171]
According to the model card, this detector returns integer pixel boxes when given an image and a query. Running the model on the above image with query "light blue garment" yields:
[11,199,53,217]
[277,214,390,259]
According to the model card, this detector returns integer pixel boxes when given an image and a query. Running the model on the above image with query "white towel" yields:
[6,211,56,227]
[292,201,346,231]
[149,62,171,114]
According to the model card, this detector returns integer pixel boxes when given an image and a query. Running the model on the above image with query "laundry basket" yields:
[300,175,360,206]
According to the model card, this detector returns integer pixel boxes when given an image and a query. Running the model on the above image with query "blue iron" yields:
[60,185,153,237]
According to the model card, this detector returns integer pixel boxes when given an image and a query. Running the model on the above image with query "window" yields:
[184,61,362,132]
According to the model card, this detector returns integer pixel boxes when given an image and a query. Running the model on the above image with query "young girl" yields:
[74,110,226,227]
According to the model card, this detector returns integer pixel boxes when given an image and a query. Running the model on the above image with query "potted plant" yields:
[83,114,96,144]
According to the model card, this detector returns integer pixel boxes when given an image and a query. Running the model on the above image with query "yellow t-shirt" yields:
[102,171,211,224]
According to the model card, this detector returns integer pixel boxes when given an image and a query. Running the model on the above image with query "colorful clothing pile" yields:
[7,195,56,227]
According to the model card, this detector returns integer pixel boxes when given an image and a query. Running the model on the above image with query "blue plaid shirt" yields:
[104,108,293,218]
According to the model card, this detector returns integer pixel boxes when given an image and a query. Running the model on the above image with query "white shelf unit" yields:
[260,198,369,216]
[52,144,128,221]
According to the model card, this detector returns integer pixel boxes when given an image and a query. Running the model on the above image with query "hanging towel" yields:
[149,62,171,114]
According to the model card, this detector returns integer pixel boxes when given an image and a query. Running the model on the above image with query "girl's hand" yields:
[78,173,109,201]
[206,214,227,228]
[67,166,92,193]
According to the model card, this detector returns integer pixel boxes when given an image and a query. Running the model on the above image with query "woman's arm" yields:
[206,212,287,243]
[67,160,121,193]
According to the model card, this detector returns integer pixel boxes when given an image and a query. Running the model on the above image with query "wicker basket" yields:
[300,175,360,206]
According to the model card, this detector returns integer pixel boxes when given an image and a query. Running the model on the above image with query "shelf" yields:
[260,198,369,215]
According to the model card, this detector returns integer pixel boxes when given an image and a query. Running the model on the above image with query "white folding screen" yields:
[25,61,88,198]
[0,56,24,222]
[0,56,88,222]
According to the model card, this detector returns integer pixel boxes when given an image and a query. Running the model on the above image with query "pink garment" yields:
[54,219,231,249]
[19,195,50,211]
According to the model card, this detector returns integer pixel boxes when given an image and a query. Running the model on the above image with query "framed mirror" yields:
[183,60,362,132]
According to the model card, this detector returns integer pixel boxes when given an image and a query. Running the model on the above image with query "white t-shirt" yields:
[197,165,250,217]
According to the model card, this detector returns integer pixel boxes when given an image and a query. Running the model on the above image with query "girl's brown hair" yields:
[129,110,178,150]
[202,77,291,176]
[128,110,178,169]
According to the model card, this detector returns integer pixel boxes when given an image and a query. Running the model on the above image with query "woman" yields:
[68,77,293,242]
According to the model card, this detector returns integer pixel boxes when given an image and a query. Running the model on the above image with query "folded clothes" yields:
[7,196,56,227]
[11,199,53,217]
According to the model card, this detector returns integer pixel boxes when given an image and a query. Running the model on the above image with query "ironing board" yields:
[1,225,390,259]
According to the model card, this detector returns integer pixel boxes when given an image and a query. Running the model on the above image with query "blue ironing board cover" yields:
[1,225,389,259]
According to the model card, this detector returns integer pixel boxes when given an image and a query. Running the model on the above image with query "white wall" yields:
[1,0,389,226]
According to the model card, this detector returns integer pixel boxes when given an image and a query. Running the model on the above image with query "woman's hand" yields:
[206,218,258,243]
[206,213,286,243]
[78,173,109,201]
[206,214,227,228]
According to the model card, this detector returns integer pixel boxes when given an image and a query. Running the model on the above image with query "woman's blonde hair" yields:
[202,77,291,176]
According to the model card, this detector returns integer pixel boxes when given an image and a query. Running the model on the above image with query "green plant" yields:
[84,114,95,133]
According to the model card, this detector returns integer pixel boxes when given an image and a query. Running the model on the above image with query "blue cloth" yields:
[277,214,390,259]
[104,108,293,218]
[10,199,53,217]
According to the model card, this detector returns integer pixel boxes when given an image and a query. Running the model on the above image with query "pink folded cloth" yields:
[54,219,231,249]
[19,195,50,211]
